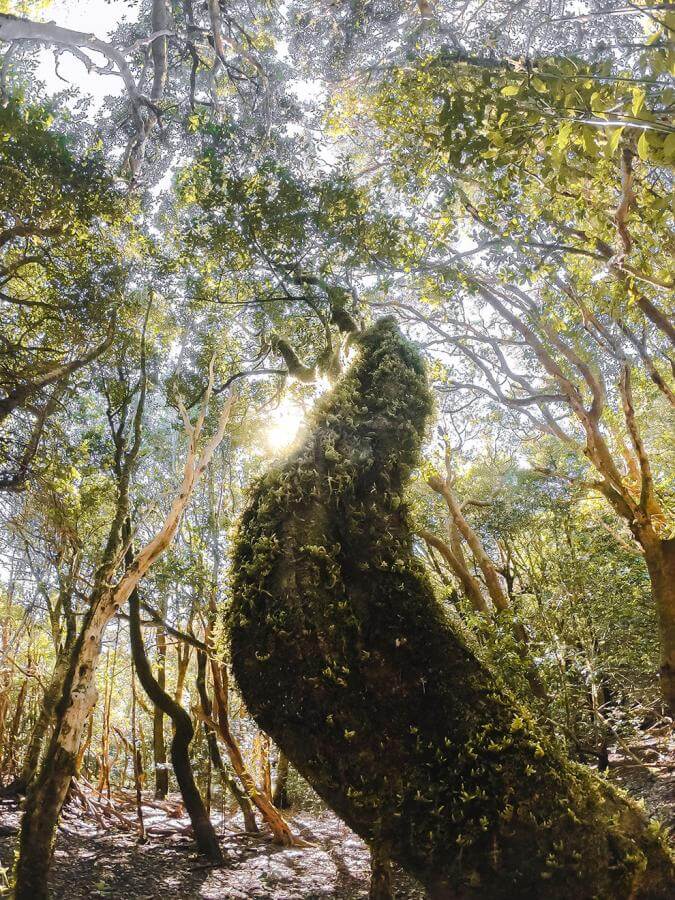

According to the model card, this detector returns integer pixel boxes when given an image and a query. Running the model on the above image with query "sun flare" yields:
[265,398,306,454]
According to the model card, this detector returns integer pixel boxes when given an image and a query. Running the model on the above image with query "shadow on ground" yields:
[0,798,425,899]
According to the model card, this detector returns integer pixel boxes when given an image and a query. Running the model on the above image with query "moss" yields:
[228,318,674,898]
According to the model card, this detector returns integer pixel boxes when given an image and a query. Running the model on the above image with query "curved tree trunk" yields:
[195,649,258,833]
[128,588,222,862]
[229,318,674,898]
[153,620,168,800]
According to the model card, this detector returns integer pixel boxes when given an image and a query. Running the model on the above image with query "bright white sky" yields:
[25,0,325,126]
[37,0,126,33]
[25,1,132,108]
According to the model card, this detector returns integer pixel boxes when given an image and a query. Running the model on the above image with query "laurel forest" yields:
[0,2,673,898]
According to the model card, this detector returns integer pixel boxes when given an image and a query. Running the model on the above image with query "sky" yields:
[25,0,326,131]
[29,1,135,109]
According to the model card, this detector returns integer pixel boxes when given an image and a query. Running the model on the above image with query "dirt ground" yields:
[0,735,672,899]
[0,799,426,899]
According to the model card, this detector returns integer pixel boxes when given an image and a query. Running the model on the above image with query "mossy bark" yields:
[644,537,675,716]
[2,649,69,797]
[369,845,393,900]
[229,317,674,899]
[14,745,79,900]
[15,586,113,900]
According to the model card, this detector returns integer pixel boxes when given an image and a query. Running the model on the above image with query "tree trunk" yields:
[175,641,191,705]
[13,636,77,795]
[153,620,168,799]
[0,611,11,764]
[130,667,146,841]
[2,676,27,775]
[229,318,674,898]
[272,751,291,809]
[195,649,258,833]
[128,589,222,862]
[258,731,272,799]
[369,845,393,900]
[425,477,549,706]
[418,527,489,614]
[208,656,297,845]
[15,591,114,900]
[644,537,675,716]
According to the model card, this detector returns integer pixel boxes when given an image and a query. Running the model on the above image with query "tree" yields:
[0,99,127,489]
[229,317,673,898]
[128,578,222,861]
[14,350,237,899]
[324,18,675,709]
[0,3,673,898]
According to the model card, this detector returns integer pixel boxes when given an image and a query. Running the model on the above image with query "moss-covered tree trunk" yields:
[643,536,675,716]
[2,648,69,797]
[229,318,674,899]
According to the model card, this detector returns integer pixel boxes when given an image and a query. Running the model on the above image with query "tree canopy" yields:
[0,2,673,898]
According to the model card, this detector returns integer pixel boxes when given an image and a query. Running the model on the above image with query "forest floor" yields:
[0,797,426,899]
[0,733,672,899]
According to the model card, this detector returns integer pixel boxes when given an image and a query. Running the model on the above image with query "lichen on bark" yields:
[228,317,674,898]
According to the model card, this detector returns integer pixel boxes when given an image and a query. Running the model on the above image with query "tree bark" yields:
[153,619,168,799]
[3,649,69,796]
[369,845,394,900]
[229,318,674,898]
[272,751,291,809]
[128,589,222,862]
[195,649,258,832]
[15,589,117,899]
[644,537,675,715]
[2,676,27,775]
[174,641,191,705]
[418,527,489,614]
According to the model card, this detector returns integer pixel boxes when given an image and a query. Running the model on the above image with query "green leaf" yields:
[637,132,650,161]
[582,127,597,156]
[500,84,520,97]
[662,131,675,165]
[531,77,547,94]
[556,122,573,150]
[631,88,646,116]
[645,27,663,46]
[606,126,624,157]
